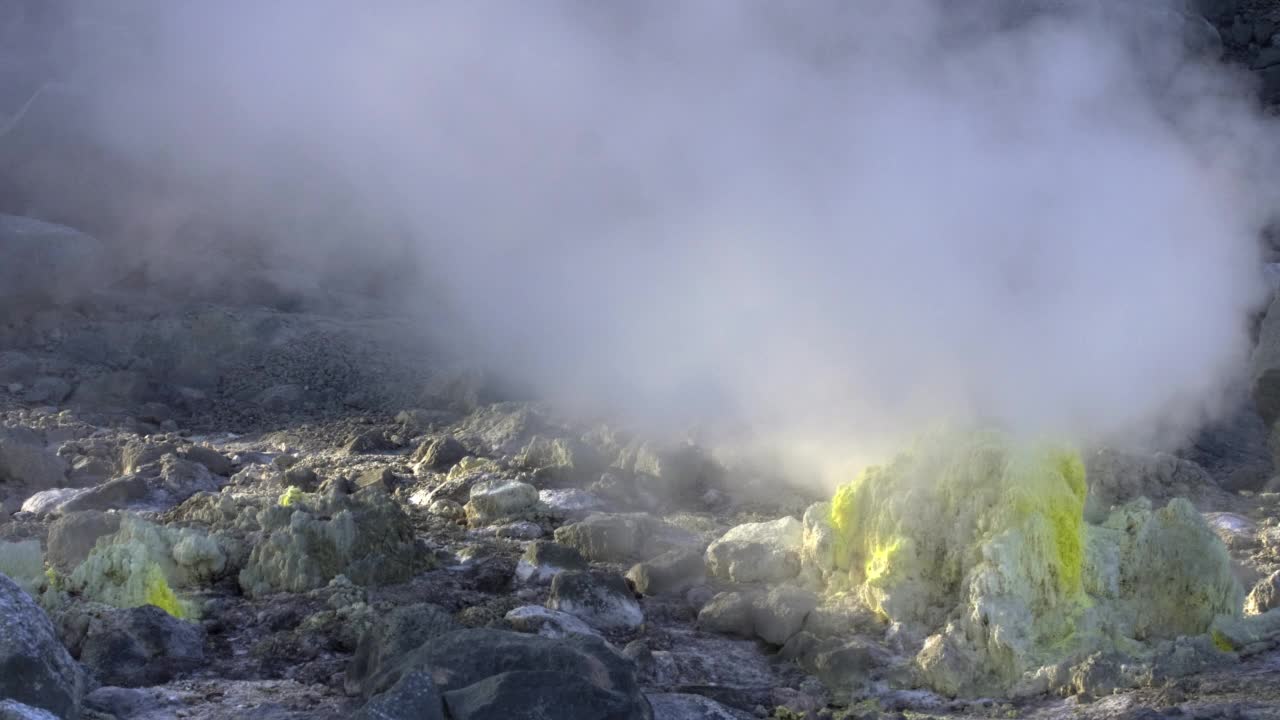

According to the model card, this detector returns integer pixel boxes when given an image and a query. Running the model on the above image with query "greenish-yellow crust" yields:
[823,429,1241,696]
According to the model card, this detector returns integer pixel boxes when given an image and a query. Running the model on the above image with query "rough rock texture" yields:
[514,540,588,585]
[645,693,752,720]
[346,603,461,696]
[79,605,205,687]
[355,670,444,720]
[504,605,600,639]
[696,586,819,646]
[1181,391,1274,492]
[553,512,659,563]
[821,431,1243,697]
[516,435,605,487]
[67,514,225,618]
[0,573,86,719]
[46,510,121,571]
[627,548,705,596]
[443,670,640,720]
[546,570,644,631]
[239,488,432,597]
[704,516,803,584]
[1245,570,1280,615]
[1084,448,1218,520]
[356,628,652,720]
[412,435,467,471]
[463,479,538,527]
[0,426,66,501]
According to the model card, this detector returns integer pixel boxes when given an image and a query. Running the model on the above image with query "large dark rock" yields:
[0,572,85,719]
[358,628,651,719]
[354,671,444,720]
[443,670,638,720]
[412,435,468,471]
[78,605,205,687]
[346,603,460,696]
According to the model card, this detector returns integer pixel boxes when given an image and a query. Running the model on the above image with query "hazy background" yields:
[3,0,1278,479]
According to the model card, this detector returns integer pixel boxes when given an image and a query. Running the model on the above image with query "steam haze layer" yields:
[16,0,1280,477]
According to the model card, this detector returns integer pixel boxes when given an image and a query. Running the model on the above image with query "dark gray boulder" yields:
[443,670,637,720]
[354,671,444,720]
[412,435,467,470]
[346,603,460,696]
[0,572,85,719]
[645,693,753,720]
[358,628,651,719]
[78,605,205,687]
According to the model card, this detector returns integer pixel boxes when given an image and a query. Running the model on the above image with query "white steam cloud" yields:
[23,1,1280,477]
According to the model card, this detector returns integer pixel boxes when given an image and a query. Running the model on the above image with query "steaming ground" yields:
[5,1,1280,719]
[4,0,1276,469]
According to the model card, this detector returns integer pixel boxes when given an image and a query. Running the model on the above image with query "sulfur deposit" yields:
[809,431,1245,697]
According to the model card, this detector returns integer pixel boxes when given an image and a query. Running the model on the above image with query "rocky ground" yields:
[6,2,1280,720]
[1,224,1280,720]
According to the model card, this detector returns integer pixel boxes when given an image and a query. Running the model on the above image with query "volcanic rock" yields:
[78,604,205,687]
[357,627,651,720]
[514,540,588,585]
[0,572,86,719]
[704,516,803,584]
[627,548,705,597]
[546,570,644,632]
[346,603,461,697]
[553,512,659,563]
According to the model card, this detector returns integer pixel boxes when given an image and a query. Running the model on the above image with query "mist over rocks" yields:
[2,1,1280,719]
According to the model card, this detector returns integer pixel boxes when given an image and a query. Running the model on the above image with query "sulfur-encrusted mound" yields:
[65,515,227,619]
[816,430,1242,697]
[238,487,433,597]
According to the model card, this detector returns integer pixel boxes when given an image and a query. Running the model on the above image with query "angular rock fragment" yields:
[464,478,538,527]
[627,548,705,597]
[546,570,644,632]
[514,540,588,585]
[704,516,803,584]
[505,605,601,639]
[358,628,651,719]
[78,605,205,687]
[553,512,659,563]
[346,603,460,697]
